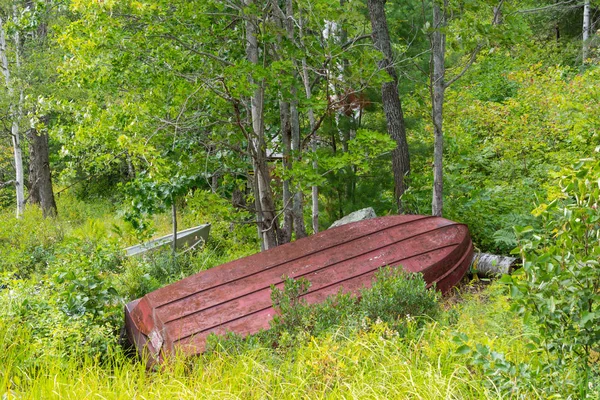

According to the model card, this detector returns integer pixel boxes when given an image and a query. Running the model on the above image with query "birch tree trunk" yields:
[583,0,591,62]
[367,0,411,213]
[245,0,280,250]
[0,15,25,218]
[11,106,25,218]
[431,2,446,217]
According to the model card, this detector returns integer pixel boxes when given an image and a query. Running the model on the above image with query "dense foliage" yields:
[504,158,600,392]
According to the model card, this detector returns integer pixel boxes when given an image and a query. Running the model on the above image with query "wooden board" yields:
[124,224,211,257]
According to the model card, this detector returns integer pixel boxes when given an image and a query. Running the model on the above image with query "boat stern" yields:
[124,298,163,366]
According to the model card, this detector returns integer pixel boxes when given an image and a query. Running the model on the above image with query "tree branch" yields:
[157,34,233,66]
[493,0,506,24]
[444,43,482,89]
[514,0,583,14]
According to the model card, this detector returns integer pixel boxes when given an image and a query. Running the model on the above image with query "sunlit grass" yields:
[1,283,545,399]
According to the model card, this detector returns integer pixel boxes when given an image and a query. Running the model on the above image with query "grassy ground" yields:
[0,191,593,399]
[2,281,545,399]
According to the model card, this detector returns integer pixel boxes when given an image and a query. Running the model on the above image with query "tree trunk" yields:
[171,199,177,265]
[251,173,266,252]
[301,57,319,234]
[284,0,307,240]
[0,15,25,218]
[291,94,307,239]
[271,1,293,243]
[27,123,57,217]
[22,2,57,218]
[431,2,446,217]
[245,1,280,250]
[210,173,218,192]
[366,0,410,213]
[280,100,293,243]
[126,151,136,180]
[583,0,591,62]
[299,9,319,234]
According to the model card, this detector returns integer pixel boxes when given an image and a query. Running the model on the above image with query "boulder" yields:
[328,207,377,229]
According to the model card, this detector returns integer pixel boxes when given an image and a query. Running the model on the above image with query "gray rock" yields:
[328,207,377,229]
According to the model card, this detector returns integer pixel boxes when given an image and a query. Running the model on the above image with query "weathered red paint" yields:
[124,215,473,364]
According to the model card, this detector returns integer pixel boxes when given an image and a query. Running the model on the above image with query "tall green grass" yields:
[1,284,552,399]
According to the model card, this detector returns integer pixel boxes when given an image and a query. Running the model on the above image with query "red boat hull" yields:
[125,215,473,364]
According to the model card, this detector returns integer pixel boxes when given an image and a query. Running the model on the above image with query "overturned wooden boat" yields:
[125,215,473,364]
[124,224,211,257]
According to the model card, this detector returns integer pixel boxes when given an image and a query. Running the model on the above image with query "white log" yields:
[471,253,518,277]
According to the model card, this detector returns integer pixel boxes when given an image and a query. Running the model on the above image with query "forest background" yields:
[1,0,600,398]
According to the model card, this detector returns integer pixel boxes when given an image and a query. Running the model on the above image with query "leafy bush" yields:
[205,268,439,355]
[0,207,63,276]
[360,267,440,330]
[265,267,440,349]
[504,158,600,395]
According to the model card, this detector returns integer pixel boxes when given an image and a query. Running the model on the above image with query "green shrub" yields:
[504,158,600,396]
[205,268,439,355]
[266,267,440,349]
[360,267,440,331]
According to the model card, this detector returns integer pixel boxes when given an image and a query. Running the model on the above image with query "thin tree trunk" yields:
[245,0,279,250]
[366,0,410,213]
[283,0,307,240]
[273,1,297,243]
[280,100,293,243]
[311,144,319,233]
[0,15,25,218]
[251,173,266,252]
[299,10,319,234]
[431,2,446,217]
[28,122,57,217]
[272,1,293,244]
[172,199,177,265]
[583,0,591,62]
[126,151,136,180]
[301,57,319,234]
[11,112,25,218]
[290,92,307,239]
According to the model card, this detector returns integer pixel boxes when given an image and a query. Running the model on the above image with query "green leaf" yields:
[580,311,595,326]
[455,344,472,355]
